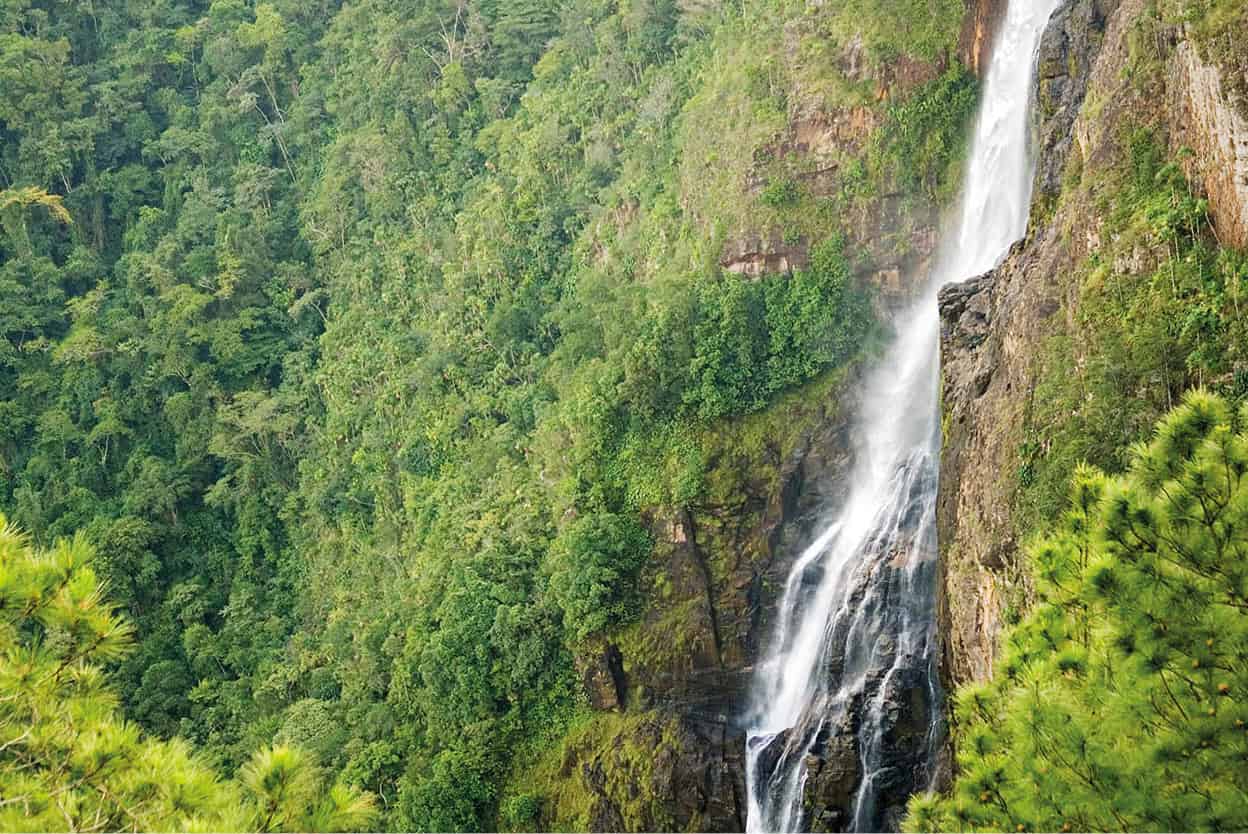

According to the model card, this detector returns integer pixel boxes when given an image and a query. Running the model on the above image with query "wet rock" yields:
[939,273,995,350]
[804,718,861,831]
[959,0,1007,77]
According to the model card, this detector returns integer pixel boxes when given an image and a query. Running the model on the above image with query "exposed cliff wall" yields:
[1169,40,1248,249]
[938,0,1248,689]
[938,0,1119,685]
[958,0,1007,76]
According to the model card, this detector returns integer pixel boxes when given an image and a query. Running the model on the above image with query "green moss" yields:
[613,595,710,676]
[499,711,683,832]
[606,365,855,680]
[700,364,852,499]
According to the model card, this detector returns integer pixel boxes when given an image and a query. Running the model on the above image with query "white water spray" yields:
[743,2,1062,830]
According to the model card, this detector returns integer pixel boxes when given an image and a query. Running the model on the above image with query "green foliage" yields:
[397,742,500,833]
[760,177,801,208]
[0,516,376,832]
[870,63,979,200]
[1159,0,1248,112]
[0,0,973,827]
[546,512,653,641]
[685,237,869,421]
[1017,130,1248,534]
[815,0,967,64]
[909,391,1248,832]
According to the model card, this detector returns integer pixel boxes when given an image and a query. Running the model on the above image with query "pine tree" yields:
[0,517,377,832]
[908,390,1248,832]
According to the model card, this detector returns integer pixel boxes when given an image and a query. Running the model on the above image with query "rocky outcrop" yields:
[937,0,1123,686]
[573,713,746,832]
[556,374,857,831]
[721,233,811,277]
[720,26,947,306]
[1033,0,1116,199]
[1168,39,1248,248]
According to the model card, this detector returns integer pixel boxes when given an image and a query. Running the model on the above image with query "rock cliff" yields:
[937,0,1248,689]
[544,375,857,831]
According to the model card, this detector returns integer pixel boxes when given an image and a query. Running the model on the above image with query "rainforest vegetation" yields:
[2,0,1247,830]
[0,0,972,829]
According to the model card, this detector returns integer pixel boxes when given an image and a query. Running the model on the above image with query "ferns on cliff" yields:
[908,390,1248,832]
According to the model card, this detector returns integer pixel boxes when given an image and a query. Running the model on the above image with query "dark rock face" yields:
[1033,0,1117,199]
[939,272,995,351]
[573,712,749,833]
[803,720,861,832]
[799,596,943,833]
[578,643,628,711]
[553,385,859,832]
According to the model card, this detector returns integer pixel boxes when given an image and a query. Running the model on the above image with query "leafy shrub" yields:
[871,63,979,199]
[397,744,498,833]
[761,176,801,207]
[546,512,653,641]
[685,236,872,420]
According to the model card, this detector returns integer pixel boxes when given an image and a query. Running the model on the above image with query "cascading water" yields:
[743,1,1062,831]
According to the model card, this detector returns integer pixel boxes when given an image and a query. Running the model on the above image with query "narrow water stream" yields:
[743,2,1063,830]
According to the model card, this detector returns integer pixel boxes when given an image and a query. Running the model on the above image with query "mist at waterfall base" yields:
[742,1,1063,831]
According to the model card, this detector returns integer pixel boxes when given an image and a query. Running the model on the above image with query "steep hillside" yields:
[929,0,1248,825]
[6,0,1242,829]
[938,0,1247,688]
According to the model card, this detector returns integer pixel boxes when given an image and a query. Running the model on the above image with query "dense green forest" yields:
[3,0,1247,830]
[0,0,973,829]
[0,517,376,830]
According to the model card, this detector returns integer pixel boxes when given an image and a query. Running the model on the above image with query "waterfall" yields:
[742,1,1062,831]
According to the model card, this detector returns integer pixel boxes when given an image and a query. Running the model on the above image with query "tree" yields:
[0,516,377,832]
[908,391,1248,832]
[545,512,653,641]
